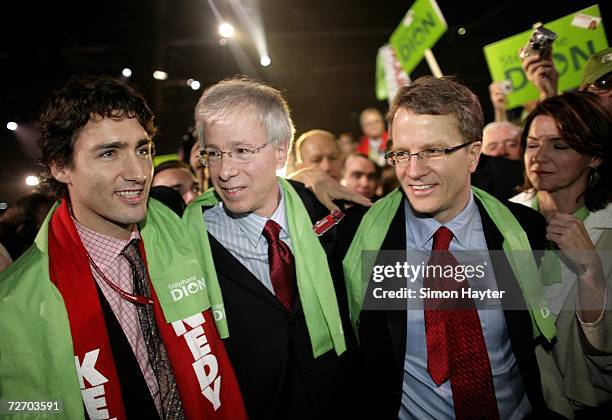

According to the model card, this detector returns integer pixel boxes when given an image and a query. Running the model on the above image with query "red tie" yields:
[262,220,296,312]
[424,226,500,420]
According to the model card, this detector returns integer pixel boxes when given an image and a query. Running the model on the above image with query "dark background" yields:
[1,0,608,205]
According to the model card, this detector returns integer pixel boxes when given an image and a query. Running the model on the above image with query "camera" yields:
[499,79,513,94]
[520,22,557,58]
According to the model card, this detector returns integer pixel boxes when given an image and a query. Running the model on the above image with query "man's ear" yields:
[49,161,71,185]
[275,143,289,170]
[468,141,482,174]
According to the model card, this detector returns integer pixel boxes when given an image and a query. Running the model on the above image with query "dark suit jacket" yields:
[336,193,549,419]
[472,154,525,201]
[202,180,356,420]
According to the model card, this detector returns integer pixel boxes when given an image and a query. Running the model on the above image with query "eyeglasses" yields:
[199,142,269,166]
[385,141,475,166]
[588,73,611,92]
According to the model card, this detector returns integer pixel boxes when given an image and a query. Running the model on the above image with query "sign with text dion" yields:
[484,4,608,109]
[390,0,447,75]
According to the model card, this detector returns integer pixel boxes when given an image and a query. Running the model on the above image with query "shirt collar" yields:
[223,182,289,247]
[404,192,478,249]
[73,216,140,271]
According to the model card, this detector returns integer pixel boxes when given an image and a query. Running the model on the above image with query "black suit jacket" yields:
[203,180,356,420]
[336,193,549,419]
[472,154,525,201]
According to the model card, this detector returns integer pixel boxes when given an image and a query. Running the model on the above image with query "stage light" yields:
[122,68,132,77]
[190,80,201,90]
[6,122,17,131]
[153,70,169,80]
[219,22,235,38]
[25,175,40,186]
[458,27,466,35]
[260,55,271,67]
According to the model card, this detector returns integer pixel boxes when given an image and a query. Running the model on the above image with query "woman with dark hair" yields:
[510,91,612,417]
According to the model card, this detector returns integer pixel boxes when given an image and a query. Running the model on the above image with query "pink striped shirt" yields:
[74,219,162,415]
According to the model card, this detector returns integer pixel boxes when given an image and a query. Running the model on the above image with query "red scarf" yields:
[48,200,246,420]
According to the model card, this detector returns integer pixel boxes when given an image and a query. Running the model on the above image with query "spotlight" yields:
[25,175,40,186]
[153,70,169,80]
[458,27,466,35]
[190,80,201,90]
[260,55,271,67]
[6,122,17,131]
[219,22,235,38]
[122,68,133,77]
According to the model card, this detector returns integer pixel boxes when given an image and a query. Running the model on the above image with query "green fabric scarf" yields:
[0,198,213,419]
[343,187,556,342]
[183,178,346,357]
[531,195,589,285]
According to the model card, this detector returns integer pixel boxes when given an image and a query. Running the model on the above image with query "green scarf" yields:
[0,198,213,419]
[343,187,556,341]
[531,195,589,285]
[183,178,346,357]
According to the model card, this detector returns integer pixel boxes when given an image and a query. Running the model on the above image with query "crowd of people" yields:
[0,43,610,420]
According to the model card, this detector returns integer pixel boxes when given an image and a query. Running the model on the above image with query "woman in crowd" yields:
[510,91,612,417]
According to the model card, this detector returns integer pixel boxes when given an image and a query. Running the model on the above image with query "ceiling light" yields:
[153,70,168,80]
[219,23,235,38]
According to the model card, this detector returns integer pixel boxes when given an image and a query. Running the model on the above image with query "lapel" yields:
[379,199,408,375]
[474,199,538,345]
[207,226,289,314]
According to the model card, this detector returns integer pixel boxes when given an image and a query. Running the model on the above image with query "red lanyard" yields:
[86,252,154,306]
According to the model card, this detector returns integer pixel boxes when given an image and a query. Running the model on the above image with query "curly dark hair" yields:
[520,91,612,211]
[37,75,157,195]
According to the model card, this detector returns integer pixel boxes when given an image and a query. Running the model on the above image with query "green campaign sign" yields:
[484,4,608,109]
[390,0,447,74]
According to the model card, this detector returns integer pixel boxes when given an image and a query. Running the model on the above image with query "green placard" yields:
[153,153,180,167]
[390,0,447,75]
[484,4,608,109]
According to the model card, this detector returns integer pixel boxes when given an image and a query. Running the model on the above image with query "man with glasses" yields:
[184,77,357,419]
[337,76,552,418]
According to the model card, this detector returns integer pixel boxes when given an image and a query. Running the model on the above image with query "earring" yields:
[588,167,601,187]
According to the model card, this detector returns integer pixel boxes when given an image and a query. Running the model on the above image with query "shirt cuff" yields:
[577,286,607,350]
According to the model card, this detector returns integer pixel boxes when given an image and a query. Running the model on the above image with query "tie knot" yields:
[432,226,453,251]
[122,239,142,265]
[262,219,282,243]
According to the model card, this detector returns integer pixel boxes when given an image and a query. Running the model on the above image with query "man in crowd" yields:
[0,75,245,419]
[341,153,379,199]
[482,121,522,161]
[294,129,343,180]
[580,46,612,102]
[184,77,356,419]
[338,76,554,418]
[153,159,200,205]
[357,107,389,167]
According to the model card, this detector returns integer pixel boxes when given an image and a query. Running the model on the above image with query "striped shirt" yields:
[204,185,292,294]
[74,219,162,415]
